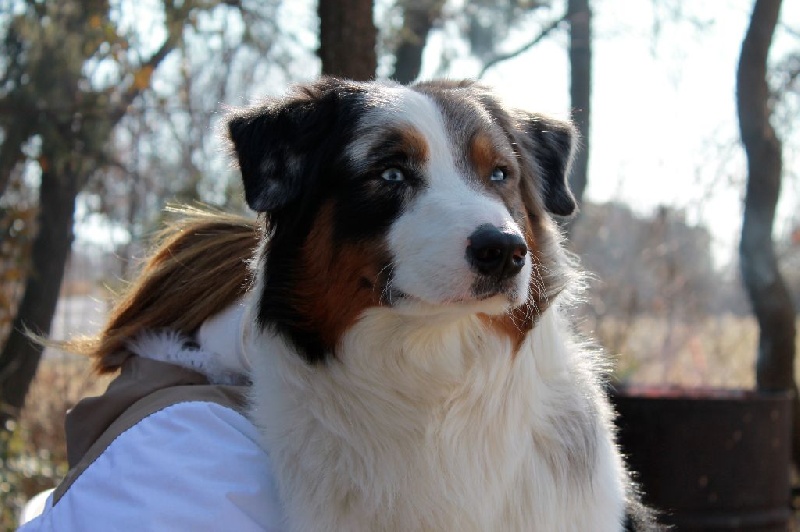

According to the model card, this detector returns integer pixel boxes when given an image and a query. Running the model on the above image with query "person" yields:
[18,213,285,531]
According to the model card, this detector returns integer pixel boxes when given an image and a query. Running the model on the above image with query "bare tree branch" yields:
[390,0,446,84]
[478,13,568,79]
[108,37,182,126]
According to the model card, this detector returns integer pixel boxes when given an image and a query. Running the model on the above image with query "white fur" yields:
[127,329,248,386]
[352,87,531,307]
[241,83,629,531]
[246,301,627,531]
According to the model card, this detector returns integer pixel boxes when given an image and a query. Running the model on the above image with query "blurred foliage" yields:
[1,418,68,531]
[571,203,720,320]
[0,193,35,347]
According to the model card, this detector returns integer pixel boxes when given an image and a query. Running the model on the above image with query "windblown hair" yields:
[67,206,259,374]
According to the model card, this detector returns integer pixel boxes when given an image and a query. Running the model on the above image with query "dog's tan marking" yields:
[396,124,430,163]
[469,131,499,183]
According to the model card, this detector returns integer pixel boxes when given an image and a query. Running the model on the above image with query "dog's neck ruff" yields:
[223,79,638,530]
[126,300,252,386]
[246,301,628,531]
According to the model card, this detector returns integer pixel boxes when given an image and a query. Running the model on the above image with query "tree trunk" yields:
[391,1,444,84]
[0,161,80,427]
[565,0,591,234]
[318,0,377,80]
[0,1,193,426]
[736,0,798,463]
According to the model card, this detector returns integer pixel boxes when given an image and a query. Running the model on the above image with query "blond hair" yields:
[67,206,259,374]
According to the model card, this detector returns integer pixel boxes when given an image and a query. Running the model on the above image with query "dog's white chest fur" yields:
[248,307,627,531]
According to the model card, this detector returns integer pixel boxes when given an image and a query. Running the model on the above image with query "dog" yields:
[77,78,653,531]
[221,78,653,531]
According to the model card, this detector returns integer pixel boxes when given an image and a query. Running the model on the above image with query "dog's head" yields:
[228,78,576,363]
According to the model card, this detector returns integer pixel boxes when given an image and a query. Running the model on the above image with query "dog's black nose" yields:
[466,224,527,280]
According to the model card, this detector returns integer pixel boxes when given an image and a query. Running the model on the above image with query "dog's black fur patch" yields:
[228,80,418,363]
[519,114,578,217]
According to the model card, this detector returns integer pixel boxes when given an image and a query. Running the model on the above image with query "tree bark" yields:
[390,1,444,84]
[0,161,79,427]
[736,0,798,462]
[318,0,377,80]
[565,0,591,233]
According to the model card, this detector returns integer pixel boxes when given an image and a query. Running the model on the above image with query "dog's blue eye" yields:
[490,167,507,181]
[381,168,405,182]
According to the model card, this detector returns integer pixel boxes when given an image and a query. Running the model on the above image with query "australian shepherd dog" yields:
[90,78,654,531]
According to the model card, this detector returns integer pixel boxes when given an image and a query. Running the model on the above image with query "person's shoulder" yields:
[21,400,285,531]
[151,398,260,441]
[125,398,264,457]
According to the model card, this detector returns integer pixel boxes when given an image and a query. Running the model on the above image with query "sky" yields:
[415,1,799,266]
[74,1,800,268]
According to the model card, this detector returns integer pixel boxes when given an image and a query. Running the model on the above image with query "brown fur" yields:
[65,207,259,374]
[468,131,502,184]
[396,125,430,163]
[293,202,390,352]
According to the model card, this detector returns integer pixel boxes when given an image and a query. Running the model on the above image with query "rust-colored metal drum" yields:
[612,387,793,531]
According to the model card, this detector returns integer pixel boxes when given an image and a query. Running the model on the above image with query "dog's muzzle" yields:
[466,224,527,281]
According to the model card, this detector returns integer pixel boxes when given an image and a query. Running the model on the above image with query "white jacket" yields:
[19,303,285,531]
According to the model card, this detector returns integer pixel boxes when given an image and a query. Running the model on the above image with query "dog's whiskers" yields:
[374,263,396,305]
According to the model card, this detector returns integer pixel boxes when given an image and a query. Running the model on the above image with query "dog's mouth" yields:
[381,284,517,317]
[472,277,519,302]
[366,259,526,316]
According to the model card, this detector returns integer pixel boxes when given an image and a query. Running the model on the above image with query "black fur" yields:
[227,81,345,214]
[519,114,578,217]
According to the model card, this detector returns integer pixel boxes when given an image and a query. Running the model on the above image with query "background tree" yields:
[388,0,446,84]
[0,0,231,427]
[0,0,177,426]
[566,0,591,230]
[736,0,799,463]
[90,1,296,276]
[473,2,564,78]
[318,0,377,80]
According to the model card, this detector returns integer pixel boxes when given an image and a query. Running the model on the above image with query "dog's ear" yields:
[517,114,578,217]
[226,83,340,213]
